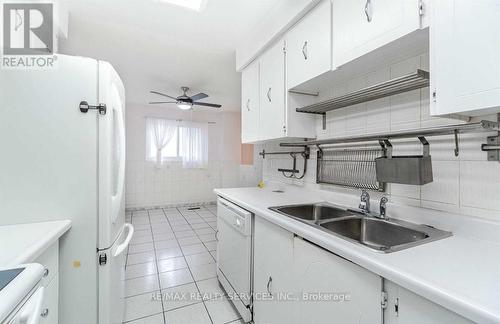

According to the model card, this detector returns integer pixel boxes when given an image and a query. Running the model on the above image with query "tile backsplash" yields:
[262,53,500,222]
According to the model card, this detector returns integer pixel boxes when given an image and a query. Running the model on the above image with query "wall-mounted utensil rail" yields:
[296,70,430,115]
[280,120,500,162]
[259,148,310,179]
[259,149,307,158]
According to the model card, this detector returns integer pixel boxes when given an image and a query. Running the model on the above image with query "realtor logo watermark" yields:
[1,2,57,69]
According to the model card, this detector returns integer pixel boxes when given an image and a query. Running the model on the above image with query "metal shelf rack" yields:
[296,69,430,115]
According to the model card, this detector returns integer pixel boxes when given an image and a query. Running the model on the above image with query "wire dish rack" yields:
[317,147,385,191]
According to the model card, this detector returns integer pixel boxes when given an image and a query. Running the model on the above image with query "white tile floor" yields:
[124,205,243,324]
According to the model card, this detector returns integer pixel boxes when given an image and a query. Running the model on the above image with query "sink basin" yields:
[320,217,430,252]
[269,203,356,223]
[269,203,452,253]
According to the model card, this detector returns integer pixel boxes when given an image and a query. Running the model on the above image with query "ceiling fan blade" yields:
[190,93,209,102]
[193,102,222,108]
[149,101,177,104]
[150,91,178,100]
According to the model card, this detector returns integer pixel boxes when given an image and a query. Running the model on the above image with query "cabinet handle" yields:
[266,276,273,295]
[302,41,308,60]
[267,87,272,102]
[215,229,219,241]
[41,308,49,318]
[365,0,373,22]
[246,99,250,111]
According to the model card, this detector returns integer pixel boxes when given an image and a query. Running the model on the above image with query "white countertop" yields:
[215,186,500,324]
[0,220,72,266]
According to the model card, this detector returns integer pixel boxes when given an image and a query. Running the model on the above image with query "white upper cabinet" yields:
[430,0,500,116]
[240,39,316,143]
[241,61,260,143]
[286,0,333,89]
[259,40,287,141]
[333,0,423,67]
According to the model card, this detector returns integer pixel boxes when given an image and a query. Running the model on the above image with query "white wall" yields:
[125,106,262,208]
[262,53,500,222]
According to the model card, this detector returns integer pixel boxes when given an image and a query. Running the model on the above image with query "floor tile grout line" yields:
[124,263,189,281]
[124,289,162,300]
[161,207,211,321]
[191,207,241,322]
[125,247,182,272]
[173,206,216,324]
[126,206,220,323]
[160,208,204,311]
[183,207,217,261]
[147,209,168,324]
[122,311,164,324]
[195,207,243,322]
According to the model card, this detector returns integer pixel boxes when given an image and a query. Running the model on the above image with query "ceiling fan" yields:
[149,86,222,110]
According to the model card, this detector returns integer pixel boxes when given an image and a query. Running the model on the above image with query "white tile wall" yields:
[262,53,500,222]
[126,108,262,209]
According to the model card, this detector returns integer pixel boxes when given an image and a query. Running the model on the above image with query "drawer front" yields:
[40,273,59,324]
[34,242,59,287]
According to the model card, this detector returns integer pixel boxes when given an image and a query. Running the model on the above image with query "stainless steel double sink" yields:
[269,203,451,253]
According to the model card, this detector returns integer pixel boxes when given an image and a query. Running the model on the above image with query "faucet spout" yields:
[359,190,371,214]
[378,196,389,219]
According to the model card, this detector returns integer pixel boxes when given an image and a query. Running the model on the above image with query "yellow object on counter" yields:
[258,181,265,188]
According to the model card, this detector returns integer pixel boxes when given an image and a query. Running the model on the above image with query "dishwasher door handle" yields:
[219,199,251,218]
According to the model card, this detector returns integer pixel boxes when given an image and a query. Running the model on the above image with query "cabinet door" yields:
[333,0,421,67]
[241,61,260,143]
[259,41,286,141]
[253,217,294,324]
[293,237,382,324]
[286,0,332,89]
[430,0,500,116]
[384,281,474,324]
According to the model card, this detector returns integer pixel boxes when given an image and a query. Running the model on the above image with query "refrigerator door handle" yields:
[113,223,134,257]
[111,87,126,221]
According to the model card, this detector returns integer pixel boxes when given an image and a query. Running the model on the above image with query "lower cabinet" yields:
[253,217,295,324]
[384,281,473,324]
[253,217,382,324]
[293,237,383,324]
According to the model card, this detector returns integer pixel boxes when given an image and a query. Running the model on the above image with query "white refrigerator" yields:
[0,54,133,324]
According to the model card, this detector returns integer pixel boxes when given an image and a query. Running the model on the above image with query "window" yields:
[146,125,179,160]
[146,118,208,168]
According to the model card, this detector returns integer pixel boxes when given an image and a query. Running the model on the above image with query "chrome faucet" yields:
[378,196,389,220]
[359,190,370,214]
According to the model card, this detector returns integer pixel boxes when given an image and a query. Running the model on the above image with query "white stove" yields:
[0,263,45,324]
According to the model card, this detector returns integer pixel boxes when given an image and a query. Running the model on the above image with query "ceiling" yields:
[57,0,285,112]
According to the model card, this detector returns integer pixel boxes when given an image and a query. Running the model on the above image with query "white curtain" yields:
[179,122,208,169]
[146,118,177,167]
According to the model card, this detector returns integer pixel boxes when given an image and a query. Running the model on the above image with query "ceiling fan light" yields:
[177,102,193,110]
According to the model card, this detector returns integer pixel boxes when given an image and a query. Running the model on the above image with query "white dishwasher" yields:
[216,197,253,323]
